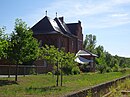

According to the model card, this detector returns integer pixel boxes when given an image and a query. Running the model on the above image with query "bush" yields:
[62,67,72,75]
[119,68,126,73]
[71,66,80,75]
[47,72,52,75]
[106,67,112,73]
[97,64,106,73]
[54,70,60,75]
[112,64,120,72]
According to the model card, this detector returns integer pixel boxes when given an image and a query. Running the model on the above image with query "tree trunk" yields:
[15,61,18,81]
[23,65,25,77]
[60,70,63,86]
[60,64,63,86]
[8,64,11,78]
[56,63,59,86]
[36,65,38,75]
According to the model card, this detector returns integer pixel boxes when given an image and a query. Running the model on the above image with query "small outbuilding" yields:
[75,50,97,72]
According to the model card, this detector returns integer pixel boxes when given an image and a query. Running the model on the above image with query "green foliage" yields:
[40,45,58,65]
[71,66,80,75]
[40,44,78,86]
[40,45,77,75]
[119,68,126,73]
[0,70,130,97]
[108,78,130,97]
[106,66,112,73]
[62,52,77,75]
[47,72,53,75]
[79,64,88,72]
[0,27,8,59]
[97,64,106,73]
[87,89,92,97]
[83,34,96,53]
[95,46,107,73]
[95,45,129,73]
[112,64,120,72]
[84,34,130,73]
[8,19,40,64]
[7,19,40,81]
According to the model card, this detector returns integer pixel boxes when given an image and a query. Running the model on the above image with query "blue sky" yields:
[0,0,130,57]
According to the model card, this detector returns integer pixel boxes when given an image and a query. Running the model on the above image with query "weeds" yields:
[108,78,130,97]
[0,70,129,97]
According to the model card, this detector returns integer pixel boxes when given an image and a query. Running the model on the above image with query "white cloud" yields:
[19,0,130,57]
[45,0,112,17]
[85,15,130,29]
[22,0,130,29]
[110,13,128,17]
[111,0,130,4]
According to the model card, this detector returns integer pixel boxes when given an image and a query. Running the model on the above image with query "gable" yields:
[31,16,82,39]
[31,16,62,34]
[66,23,78,35]
[54,18,71,34]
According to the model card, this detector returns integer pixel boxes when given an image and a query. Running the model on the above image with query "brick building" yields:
[31,15,97,72]
[0,15,96,74]
[31,16,83,53]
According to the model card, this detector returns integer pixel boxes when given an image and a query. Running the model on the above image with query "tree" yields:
[0,27,11,77]
[60,51,78,86]
[95,45,107,73]
[0,27,8,59]
[40,45,78,86]
[8,19,40,81]
[41,45,65,86]
[119,57,126,67]
[83,34,130,73]
[104,51,112,68]
[62,52,77,75]
[40,45,60,86]
[83,34,96,53]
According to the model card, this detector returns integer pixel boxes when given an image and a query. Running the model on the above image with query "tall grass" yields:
[0,70,130,97]
[108,78,130,97]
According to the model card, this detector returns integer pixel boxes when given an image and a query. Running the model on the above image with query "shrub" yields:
[106,67,112,73]
[119,68,126,73]
[47,72,52,75]
[54,70,60,75]
[62,67,71,75]
[71,66,80,75]
[97,64,106,73]
[112,64,120,72]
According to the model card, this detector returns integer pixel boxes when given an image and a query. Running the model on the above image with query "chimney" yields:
[78,20,81,25]
[59,17,64,23]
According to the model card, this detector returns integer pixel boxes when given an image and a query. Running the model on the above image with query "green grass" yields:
[0,70,130,97]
